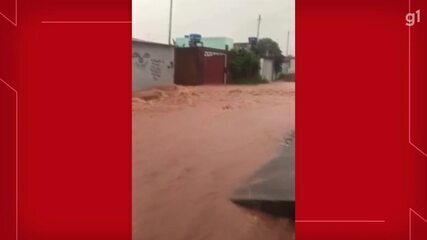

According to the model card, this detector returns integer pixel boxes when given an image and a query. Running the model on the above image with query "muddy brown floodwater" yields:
[132,82,295,240]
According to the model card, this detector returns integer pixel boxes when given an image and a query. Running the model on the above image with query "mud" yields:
[133,82,295,240]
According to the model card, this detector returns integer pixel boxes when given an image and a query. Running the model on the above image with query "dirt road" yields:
[132,82,295,240]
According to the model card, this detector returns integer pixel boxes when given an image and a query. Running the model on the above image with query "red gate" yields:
[203,54,225,85]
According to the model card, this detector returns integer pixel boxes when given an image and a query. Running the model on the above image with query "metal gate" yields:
[203,54,225,85]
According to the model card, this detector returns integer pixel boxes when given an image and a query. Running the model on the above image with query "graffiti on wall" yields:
[149,59,164,80]
[133,52,174,81]
[133,52,150,68]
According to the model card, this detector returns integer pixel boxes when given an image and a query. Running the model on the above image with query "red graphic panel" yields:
[2,0,132,239]
[410,209,427,240]
[410,0,427,156]
[296,0,412,239]
[0,81,17,240]
[0,0,16,26]
[408,1,427,240]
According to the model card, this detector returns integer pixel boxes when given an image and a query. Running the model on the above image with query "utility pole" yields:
[168,0,173,45]
[286,30,290,56]
[257,14,261,39]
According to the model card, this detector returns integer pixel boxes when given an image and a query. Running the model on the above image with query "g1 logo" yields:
[406,9,421,27]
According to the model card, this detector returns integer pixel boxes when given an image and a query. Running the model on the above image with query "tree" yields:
[228,49,260,79]
[254,38,284,73]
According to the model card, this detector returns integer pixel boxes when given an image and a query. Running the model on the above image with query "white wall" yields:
[281,58,296,74]
[288,59,295,74]
[132,41,175,92]
[260,58,275,82]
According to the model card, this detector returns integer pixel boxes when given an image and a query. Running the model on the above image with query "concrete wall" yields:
[132,40,175,92]
[281,58,296,74]
[288,59,295,74]
[260,58,275,82]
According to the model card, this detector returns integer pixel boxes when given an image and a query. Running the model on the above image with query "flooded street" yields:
[132,82,295,240]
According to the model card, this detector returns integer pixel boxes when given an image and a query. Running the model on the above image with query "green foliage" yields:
[254,38,284,73]
[273,56,284,73]
[254,38,282,57]
[228,49,260,80]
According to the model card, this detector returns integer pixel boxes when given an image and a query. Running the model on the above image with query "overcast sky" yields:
[132,0,295,55]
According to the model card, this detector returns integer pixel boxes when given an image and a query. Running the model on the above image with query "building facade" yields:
[132,39,175,92]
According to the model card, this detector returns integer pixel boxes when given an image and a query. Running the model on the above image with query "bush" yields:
[228,49,260,80]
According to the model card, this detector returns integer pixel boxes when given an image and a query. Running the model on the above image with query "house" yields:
[176,36,234,51]
[132,39,175,92]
